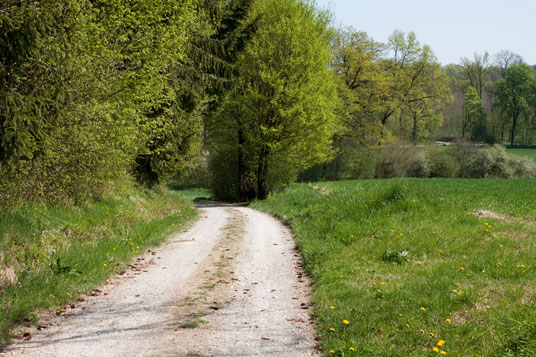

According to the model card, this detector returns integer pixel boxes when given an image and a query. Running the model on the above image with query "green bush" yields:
[368,142,536,180]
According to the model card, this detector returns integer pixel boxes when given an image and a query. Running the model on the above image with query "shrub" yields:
[374,143,418,178]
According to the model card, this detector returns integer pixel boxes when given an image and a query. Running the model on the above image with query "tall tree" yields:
[208,0,338,200]
[460,52,489,99]
[495,63,536,146]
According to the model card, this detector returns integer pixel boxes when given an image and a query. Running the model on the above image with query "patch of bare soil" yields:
[4,202,317,356]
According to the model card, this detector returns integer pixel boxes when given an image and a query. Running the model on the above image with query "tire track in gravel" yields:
[4,202,317,357]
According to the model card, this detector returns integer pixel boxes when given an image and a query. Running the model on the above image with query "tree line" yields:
[443,52,536,146]
[1,0,535,204]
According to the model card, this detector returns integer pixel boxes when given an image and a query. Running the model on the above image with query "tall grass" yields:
[0,188,197,346]
[253,179,536,356]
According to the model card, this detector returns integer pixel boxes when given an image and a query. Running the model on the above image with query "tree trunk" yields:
[238,128,255,201]
[510,113,518,146]
[412,112,418,145]
[256,145,270,200]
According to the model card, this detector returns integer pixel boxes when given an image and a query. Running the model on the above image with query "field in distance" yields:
[253,178,536,356]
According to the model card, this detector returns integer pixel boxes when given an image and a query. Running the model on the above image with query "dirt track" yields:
[4,202,317,356]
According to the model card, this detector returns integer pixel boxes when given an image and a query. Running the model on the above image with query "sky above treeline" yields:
[316,0,536,65]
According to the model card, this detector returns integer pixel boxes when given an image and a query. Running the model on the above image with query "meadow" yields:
[252,179,536,356]
[506,148,536,163]
[0,189,197,345]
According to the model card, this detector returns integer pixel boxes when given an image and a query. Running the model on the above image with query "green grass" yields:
[252,178,536,356]
[506,148,536,163]
[0,188,197,346]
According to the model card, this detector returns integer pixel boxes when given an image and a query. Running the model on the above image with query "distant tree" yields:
[400,55,452,145]
[460,53,489,99]
[495,63,536,146]
[494,50,523,78]
[464,87,488,141]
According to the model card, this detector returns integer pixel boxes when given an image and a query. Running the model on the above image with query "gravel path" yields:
[4,202,317,356]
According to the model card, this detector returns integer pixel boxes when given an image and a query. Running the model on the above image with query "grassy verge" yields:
[0,188,198,346]
[252,178,536,356]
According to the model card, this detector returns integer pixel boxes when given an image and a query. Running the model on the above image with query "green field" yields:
[506,148,536,163]
[252,179,536,356]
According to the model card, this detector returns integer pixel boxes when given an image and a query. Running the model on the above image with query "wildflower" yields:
[429,332,435,337]
[433,231,437,234]
[500,244,504,247]
[420,329,425,334]
[497,261,502,266]
[113,248,116,251]
[349,347,355,351]
[329,306,335,310]
[482,270,486,273]
[437,340,445,347]
[380,281,387,285]
[343,320,350,325]
[103,263,107,267]
[433,347,440,352]
[329,351,334,354]
[452,289,457,293]
[484,222,489,226]
[66,292,70,296]
[377,289,382,293]
[405,324,410,328]
[420,307,426,311]
[136,246,140,249]
[457,291,462,295]
[329,328,335,332]
[445,318,451,323]
[459,267,464,271]
[399,313,403,317]
[440,351,447,355]
[467,212,471,215]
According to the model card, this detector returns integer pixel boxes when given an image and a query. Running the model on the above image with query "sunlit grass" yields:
[252,178,536,356]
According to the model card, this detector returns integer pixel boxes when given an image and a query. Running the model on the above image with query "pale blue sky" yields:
[316,0,536,65]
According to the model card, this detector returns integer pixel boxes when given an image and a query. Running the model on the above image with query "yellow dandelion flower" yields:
[459,267,464,271]
[440,351,447,355]
[433,347,440,352]
[405,323,410,328]
[452,289,457,293]
[497,261,502,266]
[329,327,335,332]
[380,281,387,285]
[343,320,350,325]
[457,291,462,295]
[66,292,70,296]
[103,263,107,267]
[349,347,355,351]
[437,340,445,347]
[420,307,426,311]
[500,244,504,247]
[377,289,382,293]
[467,212,471,215]
[113,248,116,251]
[399,313,403,317]
[482,270,486,273]
[445,318,451,323]
[330,306,335,310]
[484,222,489,226]
[329,350,335,354]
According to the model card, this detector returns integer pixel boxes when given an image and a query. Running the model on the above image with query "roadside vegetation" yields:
[0,188,197,345]
[253,179,536,356]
